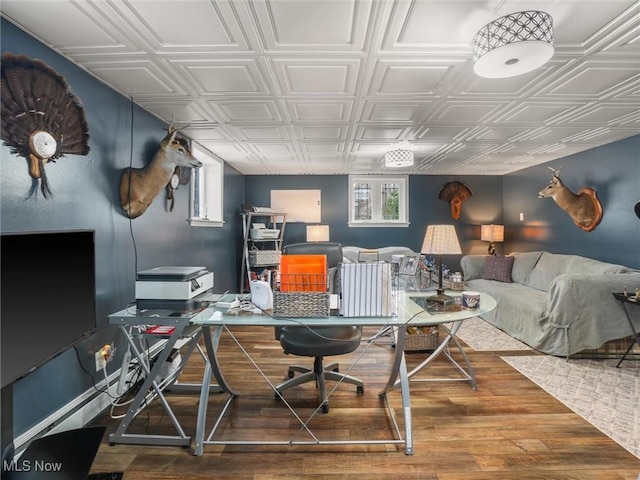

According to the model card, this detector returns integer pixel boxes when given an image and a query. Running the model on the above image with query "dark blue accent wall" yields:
[1,19,243,438]
[244,175,504,270]
[504,135,640,269]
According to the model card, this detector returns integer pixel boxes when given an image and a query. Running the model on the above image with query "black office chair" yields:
[275,242,364,413]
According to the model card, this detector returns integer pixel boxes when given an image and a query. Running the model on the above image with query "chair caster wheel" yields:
[356,386,364,394]
[287,370,294,378]
[322,403,329,414]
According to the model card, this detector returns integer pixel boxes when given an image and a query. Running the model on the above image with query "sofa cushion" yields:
[510,251,543,284]
[481,255,514,283]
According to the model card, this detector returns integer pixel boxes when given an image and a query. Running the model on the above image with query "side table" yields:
[612,292,640,367]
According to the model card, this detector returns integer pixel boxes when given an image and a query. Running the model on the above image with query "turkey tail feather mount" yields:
[1,52,90,198]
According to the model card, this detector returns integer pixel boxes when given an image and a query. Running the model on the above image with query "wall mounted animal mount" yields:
[119,124,202,219]
[537,167,603,232]
[0,52,90,198]
[438,181,473,220]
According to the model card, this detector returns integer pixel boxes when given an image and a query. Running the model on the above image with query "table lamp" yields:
[421,224,462,303]
[306,225,329,242]
[481,224,504,255]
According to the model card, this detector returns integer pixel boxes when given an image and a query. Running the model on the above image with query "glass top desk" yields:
[108,292,495,455]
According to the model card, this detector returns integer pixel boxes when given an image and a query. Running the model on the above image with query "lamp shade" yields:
[384,148,414,168]
[306,224,330,242]
[421,225,462,255]
[472,11,554,79]
[480,224,504,243]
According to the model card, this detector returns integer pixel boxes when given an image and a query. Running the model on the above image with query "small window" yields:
[348,175,409,227]
[189,143,224,227]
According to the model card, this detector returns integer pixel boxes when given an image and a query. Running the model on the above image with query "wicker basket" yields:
[444,279,465,291]
[404,326,439,352]
[273,291,330,318]
[248,249,281,267]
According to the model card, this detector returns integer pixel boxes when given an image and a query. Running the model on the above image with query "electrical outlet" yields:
[95,350,106,371]
[94,344,114,371]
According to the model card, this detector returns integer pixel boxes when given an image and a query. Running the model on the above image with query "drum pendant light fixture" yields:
[384,143,414,168]
[472,10,554,79]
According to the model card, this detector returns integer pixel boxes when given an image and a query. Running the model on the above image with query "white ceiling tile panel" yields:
[548,65,640,97]
[252,143,294,154]
[187,127,234,141]
[370,61,452,95]
[196,143,252,160]
[549,0,636,46]
[361,101,428,122]
[566,104,640,125]
[1,1,123,50]
[88,63,176,95]
[215,101,282,122]
[356,126,410,140]
[462,68,552,95]
[288,101,352,121]
[173,61,269,95]
[435,103,503,123]
[499,103,580,124]
[138,101,210,124]
[297,126,347,140]
[272,59,360,95]
[249,0,373,51]
[302,143,345,154]
[382,0,483,51]
[237,126,288,140]
[124,0,236,46]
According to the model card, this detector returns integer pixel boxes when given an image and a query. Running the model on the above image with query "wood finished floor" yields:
[90,326,640,480]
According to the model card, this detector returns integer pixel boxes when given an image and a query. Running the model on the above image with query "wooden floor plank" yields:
[90,326,640,479]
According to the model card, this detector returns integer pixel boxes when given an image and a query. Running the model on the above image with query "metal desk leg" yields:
[201,325,239,396]
[109,326,191,447]
[438,322,477,389]
[379,326,413,455]
[193,325,239,456]
[396,321,477,390]
[194,361,212,456]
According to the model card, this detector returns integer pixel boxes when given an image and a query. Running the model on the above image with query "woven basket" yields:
[404,326,439,351]
[273,291,330,318]
[444,279,465,291]
[248,249,281,267]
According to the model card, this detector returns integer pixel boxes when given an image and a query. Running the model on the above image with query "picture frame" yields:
[399,253,419,275]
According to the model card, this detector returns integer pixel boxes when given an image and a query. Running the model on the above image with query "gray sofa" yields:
[461,251,640,357]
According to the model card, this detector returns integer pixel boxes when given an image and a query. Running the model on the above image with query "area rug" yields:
[502,355,640,459]
[456,317,533,351]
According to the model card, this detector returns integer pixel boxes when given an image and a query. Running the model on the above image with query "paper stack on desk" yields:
[340,262,396,317]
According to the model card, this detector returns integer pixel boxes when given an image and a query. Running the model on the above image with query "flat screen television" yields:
[1,230,97,388]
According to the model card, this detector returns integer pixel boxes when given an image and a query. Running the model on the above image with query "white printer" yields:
[135,266,214,310]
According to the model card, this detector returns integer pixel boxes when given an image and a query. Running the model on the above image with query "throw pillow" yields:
[482,255,514,283]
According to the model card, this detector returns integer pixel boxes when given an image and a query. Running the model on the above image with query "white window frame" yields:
[348,174,409,227]
[189,142,224,227]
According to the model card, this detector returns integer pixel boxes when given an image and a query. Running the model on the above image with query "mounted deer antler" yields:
[120,124,202,219]
[537,167,603,232]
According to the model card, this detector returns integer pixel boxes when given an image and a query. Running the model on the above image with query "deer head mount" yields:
[438,181,473,219]
[119,124,202,219]
[537,167,603,232]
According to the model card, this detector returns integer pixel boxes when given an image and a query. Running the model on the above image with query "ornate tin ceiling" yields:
[3,0,639,175]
